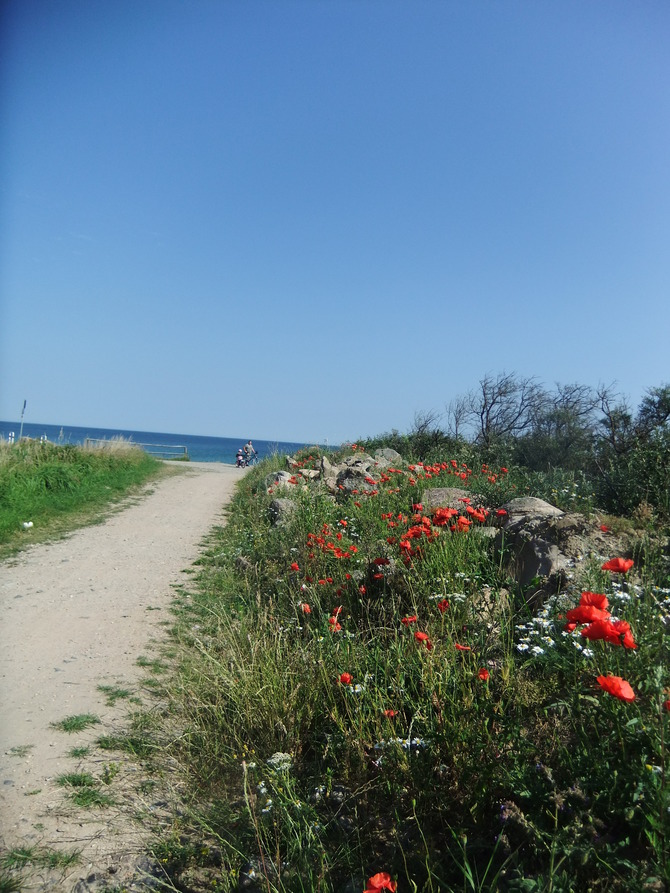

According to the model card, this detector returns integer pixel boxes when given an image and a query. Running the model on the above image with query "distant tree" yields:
[445,393,469,440]
[516,382,601,470]
[457,372,546,449]
[597,384,635,455]
[635,384,670,439]
[407,410,452,458]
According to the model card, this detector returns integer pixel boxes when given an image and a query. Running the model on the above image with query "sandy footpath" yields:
[0,461,243,890]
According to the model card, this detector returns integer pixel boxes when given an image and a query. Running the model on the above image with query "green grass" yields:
[0,872,22,893]
[136,655,168,674]
[2,846,79,870]
[69,787,115,808]
[54,770,115,807]
[50,713,100,733]
[0,438,164,556]
[146,446,670,893]
[97,684,134,705]
[55,772,97,788]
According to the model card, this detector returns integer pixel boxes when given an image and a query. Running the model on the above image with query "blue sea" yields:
[0,420,310,465]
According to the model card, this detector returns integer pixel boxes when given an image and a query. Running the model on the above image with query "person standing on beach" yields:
[243,440,256,461]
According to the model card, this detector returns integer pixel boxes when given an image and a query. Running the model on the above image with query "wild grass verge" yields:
[149,448,669,892]
[0,437,164,556]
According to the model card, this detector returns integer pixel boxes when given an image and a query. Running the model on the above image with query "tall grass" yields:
[159,450,670,892]
[0,437,162,552]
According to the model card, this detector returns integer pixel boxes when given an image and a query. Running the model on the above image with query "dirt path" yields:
[0,462,243,891]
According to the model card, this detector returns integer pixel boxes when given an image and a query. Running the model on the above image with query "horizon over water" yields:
[0,420,313,464]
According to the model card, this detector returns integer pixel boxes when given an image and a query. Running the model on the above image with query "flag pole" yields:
[19,400,27,441]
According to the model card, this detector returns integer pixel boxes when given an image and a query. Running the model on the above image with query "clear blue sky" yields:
[1,0,669,444]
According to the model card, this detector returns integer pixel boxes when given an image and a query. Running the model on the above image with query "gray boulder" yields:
[422,487,487,511]
[336,466,378,493]
[374,448,403,462]
[268,498,298,527]
[501,496,564,520]
[264,470,297,491]
[496,498,571,595]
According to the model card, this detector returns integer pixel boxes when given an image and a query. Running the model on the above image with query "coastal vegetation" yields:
[1,379,668,891]
[151,378,669,892]
[0,437,162,556]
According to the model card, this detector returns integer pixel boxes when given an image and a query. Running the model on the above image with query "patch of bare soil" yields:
[0,462,243,892]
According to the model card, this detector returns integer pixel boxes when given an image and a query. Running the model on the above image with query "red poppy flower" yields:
[496,509,508,517]
[597,675,635,702]
[611,619,637,649]
[300,603,311,614]
[581,619,621,645]
[478,668,490,681]
[601,557,634,573]
[455,643,471,651]
[383,709,398,718]
[579,591,609,611]
[401,615,418,625]
[437,599,450,613]
[433,507,458,526]
[566,605,610,625]
[373,557,391,566]
[290,562,300,572]
[600,524,611,533]
[365,873,397,892]
[339,672,353,685]
[414,631,432,650]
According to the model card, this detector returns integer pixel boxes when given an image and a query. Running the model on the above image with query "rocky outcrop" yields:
[264,450,406,497]
[494,497,626,599]
[422,487,488,512]
[266,454,634,601]
[268,497,298,527]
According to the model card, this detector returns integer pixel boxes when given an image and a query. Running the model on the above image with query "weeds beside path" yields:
[0,462,242,892]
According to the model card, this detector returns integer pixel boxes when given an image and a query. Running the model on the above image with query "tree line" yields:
[363,372,670,519]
